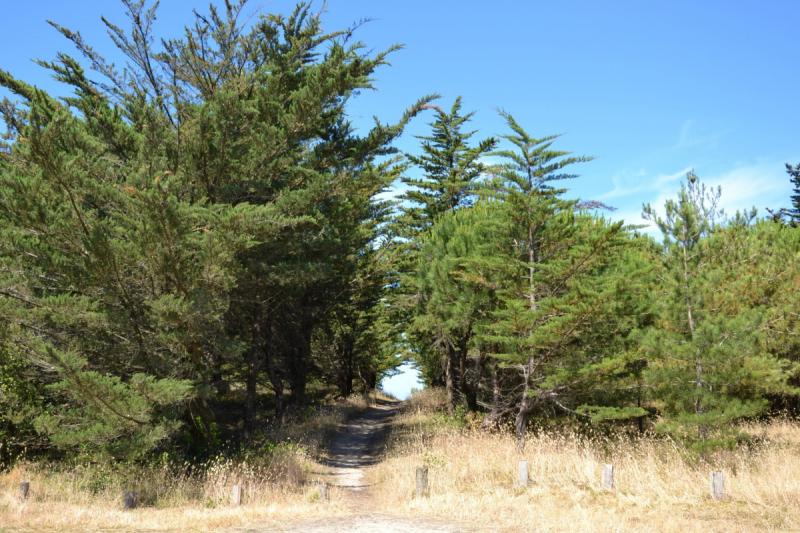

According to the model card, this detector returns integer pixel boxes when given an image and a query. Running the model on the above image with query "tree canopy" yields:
[1,0,798,463]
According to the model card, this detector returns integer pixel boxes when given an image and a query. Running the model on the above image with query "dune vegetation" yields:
[0,1,798,531]
[368,389,800,532]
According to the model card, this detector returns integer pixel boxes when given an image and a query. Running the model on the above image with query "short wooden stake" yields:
[318,482,330,502]
[517,460,529,487]
[123,491,138,510]
[710,471,725,500]
[415,466,429,498]
[230,484,243,506]
[602,464,615,490]
[19,481,30,501]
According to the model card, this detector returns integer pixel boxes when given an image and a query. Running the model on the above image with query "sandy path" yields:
[249,515,460,532]
[320,398,400,492]
[242,399,465,533]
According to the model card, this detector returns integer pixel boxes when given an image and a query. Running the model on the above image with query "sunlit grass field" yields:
[0,395,370,531]
[2,389,799,531]
[370,389,800,532]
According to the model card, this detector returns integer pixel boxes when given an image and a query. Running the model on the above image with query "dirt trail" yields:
[243,399,465,533]
[320,398,400,493]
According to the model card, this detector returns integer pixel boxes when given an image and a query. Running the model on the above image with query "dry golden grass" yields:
[367,389,800,532]
[0,394,375,532]
[0,483,351,532]
[3,388,800,532]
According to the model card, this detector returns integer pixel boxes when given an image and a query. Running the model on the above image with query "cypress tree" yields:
[0,0,432,459]
[413,202,506,413]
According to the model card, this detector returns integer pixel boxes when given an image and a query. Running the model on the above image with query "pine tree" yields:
[413,202,506,413]
[391,97,494,399]
[569,235,659,431]
[782,163,800,225]
[642,173,796,451]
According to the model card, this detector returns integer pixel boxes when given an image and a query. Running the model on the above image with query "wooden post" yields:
[517,460,528,487]
[123,491,138,510]
[415,466,429,498]
[710,471,725,500]
[602,464,615,490]
[318,482,330,502]
[19,481,30,501]
[230,484,243,506]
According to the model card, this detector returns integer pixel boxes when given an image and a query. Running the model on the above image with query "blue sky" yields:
[380,362,422,400]
[1,1,797,228]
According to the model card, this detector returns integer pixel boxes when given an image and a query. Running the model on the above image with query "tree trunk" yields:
[338,336,355,397]
[288,352,307,404]
[260,320,285,422]
[636,384,645,434]
[528,224,536,310]
[288,325,312,405]
[244,347,259,436]
[682,242,705,439]
[463,344,481,412]
[211,352,229,396]
[340,366,354,397]
[514,220,538,450]
[457,333,477,411]
[481,360,503,430]
[358,365,377,392]
[515,395,533,450]
[445,343,460,415]
[515,360,533,450]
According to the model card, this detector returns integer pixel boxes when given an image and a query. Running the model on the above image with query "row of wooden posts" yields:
[13,465,727,508]
[414,462,727,501]
[12,481,252,509]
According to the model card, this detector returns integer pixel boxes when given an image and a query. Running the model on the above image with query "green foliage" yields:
[576,406,650,424]
[412,201,507,410]
[404,120,798,452]
[0,0,429,461]
[776,162,800,225]
[399,97,496,236]
[1,0,798,464]
[642,173,799,450]
[478,113,637,443]
[390,97,495,405]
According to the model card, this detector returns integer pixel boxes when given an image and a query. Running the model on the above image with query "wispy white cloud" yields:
[673,119,726,151]
[600,167,690,201]
[600,121,732,203]
[703,163,789,214]
[609,160,792,233]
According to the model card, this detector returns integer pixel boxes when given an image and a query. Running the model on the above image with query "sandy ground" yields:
[238,400,466,533]
[242,515,462,533]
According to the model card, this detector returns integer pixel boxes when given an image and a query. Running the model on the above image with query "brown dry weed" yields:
[2,389,799,532]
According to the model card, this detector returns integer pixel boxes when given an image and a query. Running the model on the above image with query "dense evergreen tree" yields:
[391,97,495,404]
[0,0,431,460]
[782,163,800,225]
[480,114,628,446]
[413,202,506,413]
[1,0,798,464]
[642,174,797,450]
[398,97,496,236]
